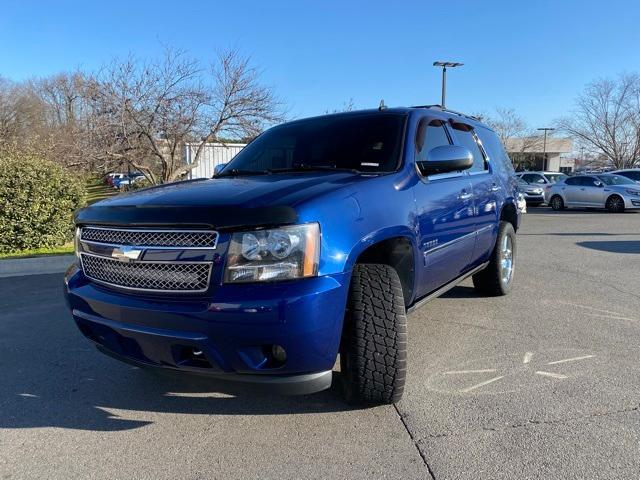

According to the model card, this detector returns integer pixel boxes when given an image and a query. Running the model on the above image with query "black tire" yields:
[340,264,407,405]
[472,221,516,296]
[550,195,565,211]
[606,194,625,213]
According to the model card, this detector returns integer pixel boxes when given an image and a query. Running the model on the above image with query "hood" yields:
[76,172,368,230]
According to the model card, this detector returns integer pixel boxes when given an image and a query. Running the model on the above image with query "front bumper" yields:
[625,197,640,208]
[523,193,544,203]
[64,264,350,395]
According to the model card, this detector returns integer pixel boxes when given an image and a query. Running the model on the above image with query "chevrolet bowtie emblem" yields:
[111,246,143,262]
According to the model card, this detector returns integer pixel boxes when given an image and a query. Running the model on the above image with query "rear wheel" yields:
[472,221,516,296]
[606,195,625,213]
[550,195,565,211]
[340,264,407,405]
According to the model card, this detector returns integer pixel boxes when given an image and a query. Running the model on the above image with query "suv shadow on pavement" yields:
[0,274,355,433]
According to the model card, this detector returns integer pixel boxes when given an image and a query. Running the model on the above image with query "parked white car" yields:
[548,174,640,213]
[610,168,640,184]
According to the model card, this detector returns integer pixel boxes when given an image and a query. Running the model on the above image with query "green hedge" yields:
[0,151,86,253]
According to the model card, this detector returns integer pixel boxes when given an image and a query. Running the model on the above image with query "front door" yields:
[450,123,499,264]
[413,118,476,297]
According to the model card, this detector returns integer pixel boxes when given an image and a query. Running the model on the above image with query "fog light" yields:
[272,345,287,363]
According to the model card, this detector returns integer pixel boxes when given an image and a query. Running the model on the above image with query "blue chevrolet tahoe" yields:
[64,106,520,405]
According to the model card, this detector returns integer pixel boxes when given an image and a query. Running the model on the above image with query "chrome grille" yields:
[81,254,211,292]
[80,227,218,249]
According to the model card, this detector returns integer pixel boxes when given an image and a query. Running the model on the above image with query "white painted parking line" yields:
[556,301,637,322]
[459,375,504,393]
[443,369,498,375]
[523,352,533,364]
[547,355,595,365]
[535,371,568,379]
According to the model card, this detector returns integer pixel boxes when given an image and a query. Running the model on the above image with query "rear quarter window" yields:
[475,127,515,177]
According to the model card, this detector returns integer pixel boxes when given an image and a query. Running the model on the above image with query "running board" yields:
[406,262,489,314]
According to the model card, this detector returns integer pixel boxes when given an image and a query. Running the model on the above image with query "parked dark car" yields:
[64,106,521,405]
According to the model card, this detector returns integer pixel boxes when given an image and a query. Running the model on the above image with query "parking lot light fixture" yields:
[537,127,555,171]
[433,61,464,109]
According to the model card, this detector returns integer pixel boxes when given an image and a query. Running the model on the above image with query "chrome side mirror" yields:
[417,145,473,176]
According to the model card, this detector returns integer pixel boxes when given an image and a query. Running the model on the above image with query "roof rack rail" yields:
[411,104,480,122]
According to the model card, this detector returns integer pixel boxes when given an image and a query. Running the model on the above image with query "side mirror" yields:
[214,163,228,176]
[417,145,473,176]
[594,180,603,187]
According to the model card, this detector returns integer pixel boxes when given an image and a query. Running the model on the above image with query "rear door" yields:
[560,177,585,205]
[413,117,476,297]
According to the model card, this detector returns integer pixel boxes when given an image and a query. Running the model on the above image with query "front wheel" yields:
[550,195,565,211]
[340,264,407,405]
[472,221,516,296]
[606,195,625,213]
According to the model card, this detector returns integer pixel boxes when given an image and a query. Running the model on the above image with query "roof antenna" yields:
[378,99,387,111]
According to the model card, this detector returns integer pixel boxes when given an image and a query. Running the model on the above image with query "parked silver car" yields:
[516,171,568,203]
[548,174,640,213]
[516,177,544,206]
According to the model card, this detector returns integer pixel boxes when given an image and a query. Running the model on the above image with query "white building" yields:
[505,137,574,172]
[185,142,246,179]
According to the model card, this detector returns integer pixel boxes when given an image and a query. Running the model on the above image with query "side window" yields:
[475,127,515,176]
[565,177,581,186]
[451,124,486,172]
[582,177,599,186]
[415,119,451,163]
[626,171,640,181]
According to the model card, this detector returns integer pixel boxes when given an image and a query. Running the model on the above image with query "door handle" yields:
[458,192,473,201]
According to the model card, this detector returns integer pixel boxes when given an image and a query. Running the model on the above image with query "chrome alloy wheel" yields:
[500,235,514,285]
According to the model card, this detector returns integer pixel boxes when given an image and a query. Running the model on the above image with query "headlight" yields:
[625,189,640,196]
[74,227,81,261]
[224,223,320,283]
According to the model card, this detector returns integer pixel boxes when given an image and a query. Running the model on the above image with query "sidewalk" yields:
[0,254,74,278]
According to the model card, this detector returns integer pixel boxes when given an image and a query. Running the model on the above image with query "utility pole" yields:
[537,127,555,171]
[433,61,463,109]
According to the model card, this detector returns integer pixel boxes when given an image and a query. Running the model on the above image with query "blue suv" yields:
[64,106,520,405]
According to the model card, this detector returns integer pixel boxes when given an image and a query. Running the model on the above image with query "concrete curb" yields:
[0,254,75,278]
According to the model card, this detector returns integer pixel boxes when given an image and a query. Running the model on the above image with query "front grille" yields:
[80,227,218,249]
[81,254,211,292]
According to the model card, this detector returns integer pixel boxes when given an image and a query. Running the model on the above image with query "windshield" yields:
[597,174,636,186]
[545,173,567,183]
[218,113,406,176]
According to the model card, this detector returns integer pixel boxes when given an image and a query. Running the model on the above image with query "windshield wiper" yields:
[267,164,361,174]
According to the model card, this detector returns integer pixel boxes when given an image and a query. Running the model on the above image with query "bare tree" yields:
[92,48,284,184]
[557,74,640,169]
[482,107,542,170]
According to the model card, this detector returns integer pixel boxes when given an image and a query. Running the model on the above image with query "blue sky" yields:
[1,0,639,126]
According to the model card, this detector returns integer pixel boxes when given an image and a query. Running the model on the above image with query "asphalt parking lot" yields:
[1,209,639,480]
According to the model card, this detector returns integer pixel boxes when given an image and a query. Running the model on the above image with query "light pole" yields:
[537,127,555,171]
[433,61,463,109]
